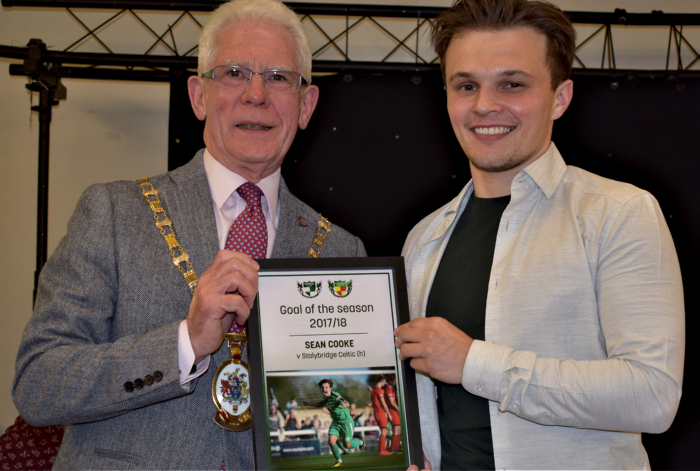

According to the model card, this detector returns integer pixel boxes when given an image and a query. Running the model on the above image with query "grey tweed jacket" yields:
[13,150,366,470]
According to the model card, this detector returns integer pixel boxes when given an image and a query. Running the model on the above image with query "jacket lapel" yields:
[159,150,220,276]
[272,178,315,259]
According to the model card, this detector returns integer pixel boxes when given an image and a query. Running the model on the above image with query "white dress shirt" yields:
[403,143,684,470]
[178,149,282,384]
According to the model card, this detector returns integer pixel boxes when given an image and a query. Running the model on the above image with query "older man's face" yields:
[189,21,319,181]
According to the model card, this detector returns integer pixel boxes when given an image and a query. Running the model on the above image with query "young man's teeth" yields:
[474,126,514,135]
[238,124,270,130]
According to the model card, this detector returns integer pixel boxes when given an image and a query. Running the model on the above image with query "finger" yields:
[220,255,260,288]
[221,268,258,295]
[409,358,430,376]
[397,339,429,361]
[394,319,432,344]
[234,278,259,309]
[208,269,259,308]
[214,262,260,291]
[191,282,254,318]
[216,294,252,325]
[201,251,260,287]
[219,311,235,334]
[210,249,260,271]
[191,286,252,325]
[233,303,251,327]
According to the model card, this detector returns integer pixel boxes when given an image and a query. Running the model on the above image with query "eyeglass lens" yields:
[212,66,302,93]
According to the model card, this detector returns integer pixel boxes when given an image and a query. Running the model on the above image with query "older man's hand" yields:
[187,250,259,363]
[394,317,473,384]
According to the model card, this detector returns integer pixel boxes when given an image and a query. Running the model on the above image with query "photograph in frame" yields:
[247,257,423,470]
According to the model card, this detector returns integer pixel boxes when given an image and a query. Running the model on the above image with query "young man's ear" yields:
[552,79,574,121]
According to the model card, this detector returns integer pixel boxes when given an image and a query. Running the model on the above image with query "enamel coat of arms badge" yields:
[212,336,252,432]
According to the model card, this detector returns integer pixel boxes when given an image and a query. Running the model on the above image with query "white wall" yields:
[1,0,698,432]
[0,8,171,431]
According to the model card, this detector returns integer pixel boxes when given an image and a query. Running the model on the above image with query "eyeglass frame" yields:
[201,65,309,94]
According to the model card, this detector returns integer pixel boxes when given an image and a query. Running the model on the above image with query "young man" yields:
[304,379,364,467]
[395,0,684,470]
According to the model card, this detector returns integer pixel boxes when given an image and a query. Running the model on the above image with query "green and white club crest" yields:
[297,281,322,298]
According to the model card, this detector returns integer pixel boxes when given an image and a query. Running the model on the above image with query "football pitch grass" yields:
[269,450,406,470]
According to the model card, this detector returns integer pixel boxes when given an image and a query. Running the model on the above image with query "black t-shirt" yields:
[426,192,510,470]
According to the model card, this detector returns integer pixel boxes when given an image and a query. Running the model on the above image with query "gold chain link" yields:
[306,215,331,258]
[137,177,198,294]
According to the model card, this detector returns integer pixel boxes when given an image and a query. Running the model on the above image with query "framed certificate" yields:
[248,257,423,470]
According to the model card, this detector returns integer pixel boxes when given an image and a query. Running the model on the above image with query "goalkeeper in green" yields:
[303,378,364,467]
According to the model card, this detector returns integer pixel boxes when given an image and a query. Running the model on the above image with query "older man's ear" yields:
[298,84,320,130]
[188,74,207,121]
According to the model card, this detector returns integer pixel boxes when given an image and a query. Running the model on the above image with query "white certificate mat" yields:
[248,257,423,471]
[258,269,398,372]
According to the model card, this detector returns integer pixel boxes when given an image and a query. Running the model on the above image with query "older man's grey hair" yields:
[197,0,313,84]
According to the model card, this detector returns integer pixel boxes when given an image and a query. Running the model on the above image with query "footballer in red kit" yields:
[384,376,402,452]
[370,377,393,455]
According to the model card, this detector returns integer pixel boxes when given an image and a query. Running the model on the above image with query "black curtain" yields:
[169,70,699,469]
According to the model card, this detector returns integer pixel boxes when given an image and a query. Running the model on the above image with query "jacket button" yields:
[144,375,154,386]
[124,381,134,393]
[153,371,163,382]
[134,378,144,390]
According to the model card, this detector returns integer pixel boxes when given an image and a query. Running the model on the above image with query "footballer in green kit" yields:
[303,378,364,467]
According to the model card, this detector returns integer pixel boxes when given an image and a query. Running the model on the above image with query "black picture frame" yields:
[248,256,423,470]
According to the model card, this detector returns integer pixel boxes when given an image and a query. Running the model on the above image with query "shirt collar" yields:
[202,149,280,220]
[518,142,567,199]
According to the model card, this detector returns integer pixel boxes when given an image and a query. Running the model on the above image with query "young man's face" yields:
[444,27,572,178]
[321,382,332,397]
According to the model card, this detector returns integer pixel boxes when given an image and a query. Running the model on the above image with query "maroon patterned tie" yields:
[224,182,268,259]
[224,182,267,336]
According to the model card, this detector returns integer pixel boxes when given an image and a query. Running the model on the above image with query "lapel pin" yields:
[298,216,308,227]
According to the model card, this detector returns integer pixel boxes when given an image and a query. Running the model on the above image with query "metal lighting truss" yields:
[0,1,698,286]
[1,1,699,81]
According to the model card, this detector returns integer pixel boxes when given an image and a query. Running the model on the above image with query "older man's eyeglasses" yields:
[201,65,307,93]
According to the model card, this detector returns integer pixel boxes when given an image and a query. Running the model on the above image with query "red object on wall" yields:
[0,416,64,470]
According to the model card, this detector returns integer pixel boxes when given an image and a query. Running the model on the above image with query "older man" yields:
[13,0,365,469]
[395,0,684,470]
